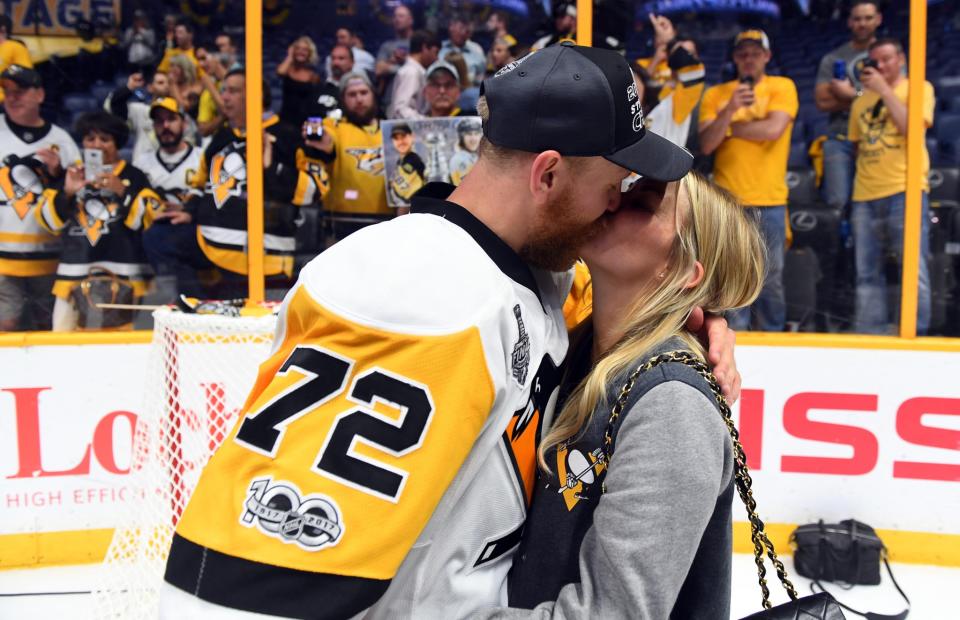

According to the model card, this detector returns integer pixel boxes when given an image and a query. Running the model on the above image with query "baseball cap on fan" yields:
[733,29,771,51]
[480,41,692,182]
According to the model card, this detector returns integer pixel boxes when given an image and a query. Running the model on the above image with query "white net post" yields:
[92,309,277,619]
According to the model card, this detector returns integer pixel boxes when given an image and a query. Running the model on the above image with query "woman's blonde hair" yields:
[538,172,766,468]
[294,36,320,66]
[168,54,198,84]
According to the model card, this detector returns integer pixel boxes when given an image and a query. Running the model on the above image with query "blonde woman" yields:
[167,54,203,119]
[477,173,765,619]
[277,35,321,127]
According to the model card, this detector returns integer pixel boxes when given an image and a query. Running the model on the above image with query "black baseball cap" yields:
[481,42,692,182]
[391,122,413,136]
[0,65,42,89]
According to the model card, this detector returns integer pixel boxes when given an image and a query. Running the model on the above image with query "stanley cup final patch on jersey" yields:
[511,304,530,386]
[240,477,344,551]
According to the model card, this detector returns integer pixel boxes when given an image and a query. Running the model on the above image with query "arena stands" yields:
[1,0,957,335]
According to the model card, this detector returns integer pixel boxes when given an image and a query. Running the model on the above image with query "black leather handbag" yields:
[603,352,847,620]
[791,520,910,620]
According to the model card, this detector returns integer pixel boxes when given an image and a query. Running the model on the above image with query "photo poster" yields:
[381,117,482,208]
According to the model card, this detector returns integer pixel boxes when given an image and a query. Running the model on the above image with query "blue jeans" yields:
[851,192,931,335]
[728,206,786,332]
[821,137,856,210]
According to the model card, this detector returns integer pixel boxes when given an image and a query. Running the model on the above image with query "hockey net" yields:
[92,308,278,619]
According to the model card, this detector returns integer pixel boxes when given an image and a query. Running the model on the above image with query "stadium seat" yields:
[63,94,98,114]
[784,247,820,332]
[928,138,946,165]
[90,81,114,105]
[788,142,809,168]
[791,119,806,142]
[787,168,819,205]
[936,114,960,143]
[929,167,960,210]
[808,117,829,141]
[941,139,960,165]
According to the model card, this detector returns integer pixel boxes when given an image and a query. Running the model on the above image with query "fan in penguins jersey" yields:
[35,111,162,331]
[0,65,80,330]
[136,97,202,296]
[162,68,327,297]
[160,44,741,620]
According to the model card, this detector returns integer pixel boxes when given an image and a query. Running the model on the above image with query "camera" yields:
[862,58,879,71]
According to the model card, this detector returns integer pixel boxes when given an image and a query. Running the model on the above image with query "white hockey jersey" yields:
[0,115,80,276]
[163,183,573,619]
[133,144,202,206]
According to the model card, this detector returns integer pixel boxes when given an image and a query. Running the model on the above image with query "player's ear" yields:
[528,150,562,201]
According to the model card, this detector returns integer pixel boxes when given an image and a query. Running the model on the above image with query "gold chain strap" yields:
[601,350,800,609]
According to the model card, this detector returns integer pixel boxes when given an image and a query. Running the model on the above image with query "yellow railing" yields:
[246,0,266,305]
[900,0,928,338]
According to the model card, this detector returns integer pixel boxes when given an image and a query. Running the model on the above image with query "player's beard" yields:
[519,191,602,272]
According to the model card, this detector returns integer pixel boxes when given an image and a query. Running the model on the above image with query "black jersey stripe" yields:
[164,533,391,619]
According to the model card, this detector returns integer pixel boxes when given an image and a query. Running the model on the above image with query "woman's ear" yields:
[684,260,705,290]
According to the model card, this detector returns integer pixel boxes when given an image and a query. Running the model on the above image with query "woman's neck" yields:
[589,268,646,362]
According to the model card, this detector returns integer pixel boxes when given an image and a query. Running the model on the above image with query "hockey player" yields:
[163,44,739,618]
[387,122,425,204]
[151,68,325,298]
[36,111,161,331]
[0,65,80,330]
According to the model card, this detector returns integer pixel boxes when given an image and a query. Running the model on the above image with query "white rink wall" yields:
[1,338,959,569]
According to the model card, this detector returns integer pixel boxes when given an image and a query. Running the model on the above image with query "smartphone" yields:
[83,148,103,182]
[304,116,324,138]
[833,59,847,80]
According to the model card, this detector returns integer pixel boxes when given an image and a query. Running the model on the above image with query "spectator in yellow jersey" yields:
[196,46,229,137]
[848,38,934,334]
[0,15,32,104]
[699,30,798,332]
[157,19,202,78]
[168,54,204,120]
[307,72,391,245]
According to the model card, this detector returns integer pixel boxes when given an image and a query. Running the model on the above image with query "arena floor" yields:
[1,554,955,618]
